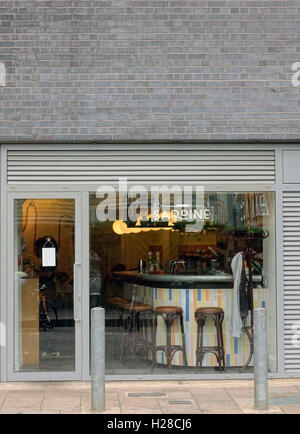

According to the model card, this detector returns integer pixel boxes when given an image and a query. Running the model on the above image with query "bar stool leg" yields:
[195,317,200,372]
[219,313,226,370]
[144,312,152,361]
[113,306,122,358]
[151,314,158,372]
[214,314,223,372]
[119,310,128,364]
[131,311,139,369]
[165,314,172,374]
[106,305,112,358]
[179,313,188,367]
[195,316,205,372]
[199,317,205,368]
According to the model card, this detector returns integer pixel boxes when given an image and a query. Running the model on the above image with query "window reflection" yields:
[14,199,76,372]
[89,191,276,375]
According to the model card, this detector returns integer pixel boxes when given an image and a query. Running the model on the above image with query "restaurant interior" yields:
[89,190,276,375]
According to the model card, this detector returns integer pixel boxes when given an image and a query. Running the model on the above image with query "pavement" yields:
[0,378,300,414]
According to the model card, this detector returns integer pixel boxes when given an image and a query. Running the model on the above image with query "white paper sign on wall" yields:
[42,247,56,267]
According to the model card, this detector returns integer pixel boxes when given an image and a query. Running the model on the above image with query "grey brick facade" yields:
[0,0,300,142]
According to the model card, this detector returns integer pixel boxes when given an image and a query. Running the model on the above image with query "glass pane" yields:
[14,199,76,372]
[90,190,276,375]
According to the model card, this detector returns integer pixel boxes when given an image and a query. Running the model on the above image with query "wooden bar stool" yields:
[195,307,225,372]
[120,302,153,367]
[151,306,188,374]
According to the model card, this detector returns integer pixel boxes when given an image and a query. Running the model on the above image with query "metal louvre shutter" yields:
[283,192,300,372]
[7,146,275,184]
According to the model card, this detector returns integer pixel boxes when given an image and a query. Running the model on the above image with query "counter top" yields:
[114,271,262,289]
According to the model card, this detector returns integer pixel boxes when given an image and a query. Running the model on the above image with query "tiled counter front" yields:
[124,282,267,368]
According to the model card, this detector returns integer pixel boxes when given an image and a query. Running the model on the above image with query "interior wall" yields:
[21,199,75,278]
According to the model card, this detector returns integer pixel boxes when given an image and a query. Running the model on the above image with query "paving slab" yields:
[42,391,81,412]
[238,406,284,414]
[120,398,161,409]
[121,408,162,414]
[280,406,300,414]
[0,381,90,392]
[198,400,241,412]
[269,396,300,405]
[1,391,43,411]
[159,409,204,414]
[94,410,122,414]
[225,387,254,398]
[0,410,60,414]
[81,391,122,414]
[167,391,194,399]
[157,398,200,413]
[0,391,8,410]
[192,388,234,402]
[268,386,300,397]
[203,409,243,414]
[233,397,283,414]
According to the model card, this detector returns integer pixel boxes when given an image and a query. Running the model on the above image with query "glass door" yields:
[7,193,82,380]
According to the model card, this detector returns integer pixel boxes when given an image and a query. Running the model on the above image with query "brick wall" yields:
[0,0,300,142]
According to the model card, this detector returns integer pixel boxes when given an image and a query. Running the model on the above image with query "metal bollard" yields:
[253,308,268,410]
[91,307,105,412]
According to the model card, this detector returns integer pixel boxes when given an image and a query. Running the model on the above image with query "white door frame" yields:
[6,192,83,381]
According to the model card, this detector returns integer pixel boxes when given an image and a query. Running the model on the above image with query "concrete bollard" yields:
[91,307,105,412]
[253,308,268,410]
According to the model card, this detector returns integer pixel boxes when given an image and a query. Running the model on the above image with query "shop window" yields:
[89,190,277,375]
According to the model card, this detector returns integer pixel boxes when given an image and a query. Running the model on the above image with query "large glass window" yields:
[90,190,276,375]
[14,199,76,372]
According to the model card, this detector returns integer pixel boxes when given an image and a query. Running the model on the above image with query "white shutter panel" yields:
[283,192,300,372]
[7,145,275,184]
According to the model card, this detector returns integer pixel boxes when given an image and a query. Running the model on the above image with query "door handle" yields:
[73,262,81,322]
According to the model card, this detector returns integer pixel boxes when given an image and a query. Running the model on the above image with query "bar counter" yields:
[114,271,266,368]
[114,270,262,288]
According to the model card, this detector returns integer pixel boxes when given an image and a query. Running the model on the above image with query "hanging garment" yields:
[239,258,250,322]
[231,252,249,338]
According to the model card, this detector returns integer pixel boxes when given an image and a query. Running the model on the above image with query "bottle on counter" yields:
[201,250,207,273]
[196,249,201,275]
[155,251,161,272]
[147,251,154,273]
[138,259,144,273]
